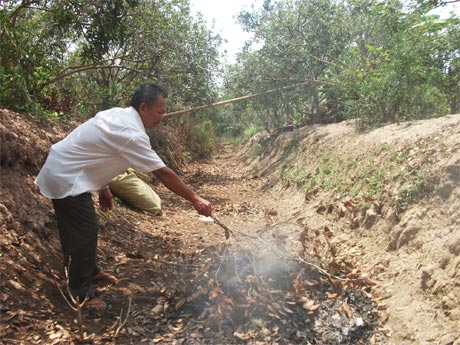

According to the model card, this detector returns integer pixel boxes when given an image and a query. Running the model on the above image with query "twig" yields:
[46,258,88,341]
[212,217,234,239]
[215,245,231,281]
[112,295,132,338]
[0,286,19,301]
[271,246,347,281]
[150,257,201,269]
[233,253,242,285]
[213,217,259,239]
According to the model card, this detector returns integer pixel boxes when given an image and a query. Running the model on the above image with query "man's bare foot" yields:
[83,297,106,311]
[92,271,118,284]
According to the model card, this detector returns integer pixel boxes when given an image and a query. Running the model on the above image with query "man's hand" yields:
[99,189,113,212]
[191,195,213,217]
[153,167,214,216]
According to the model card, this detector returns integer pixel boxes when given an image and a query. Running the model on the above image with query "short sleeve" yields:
[119,134,166,173]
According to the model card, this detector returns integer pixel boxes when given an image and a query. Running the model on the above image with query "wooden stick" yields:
[213,217,259,239]
[164,81,319,118]
[113,295,132,338]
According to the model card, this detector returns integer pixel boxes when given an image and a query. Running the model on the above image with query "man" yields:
[36,83,213,309]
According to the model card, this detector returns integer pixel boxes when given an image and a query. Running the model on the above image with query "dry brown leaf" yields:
[234,332,252,340]
[48,331,62,340]
[209,287,222,300]
[301,300,314,309]
[151,304,164,315]
[202,261,212,271]
[175,298,186,310]
[309,304,321,312]
[343,299,353,318]
[221,301,234,312]
[362,276,378,286]
[327,276,339,289]
[326,239,337,258]
[221,296,234,306]
[1,311,18,322]
[283,306,295,314]
[305,280,319,286]
[268,312,281,320]
[267,209,278,216]
[338,204,347,217]
[17,311,25,322]
[8,280,25,291]
[272,302,282,310]
[316,205,326,214]
[323,226,333,238]
[343,199,355,208]
[299,228,309,245]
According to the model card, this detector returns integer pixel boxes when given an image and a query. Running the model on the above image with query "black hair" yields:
[130,83,168,111]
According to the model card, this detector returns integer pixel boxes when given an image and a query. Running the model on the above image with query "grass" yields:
[279,143,430,208]
[249,144,264,158]
[395,170,428,210]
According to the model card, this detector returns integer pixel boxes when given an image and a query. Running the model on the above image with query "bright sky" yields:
[189,0,263,65]
[430,2,460,17]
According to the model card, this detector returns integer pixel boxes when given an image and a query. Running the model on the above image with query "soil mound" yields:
[243,115,460,343]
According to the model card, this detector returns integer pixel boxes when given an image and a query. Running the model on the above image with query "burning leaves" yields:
[141,239,379,344]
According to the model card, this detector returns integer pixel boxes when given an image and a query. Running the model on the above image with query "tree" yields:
[221,0,459,134]
[0,0,222,117]
[222,0,351,133]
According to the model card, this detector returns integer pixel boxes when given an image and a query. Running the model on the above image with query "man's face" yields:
[139,95,167,129]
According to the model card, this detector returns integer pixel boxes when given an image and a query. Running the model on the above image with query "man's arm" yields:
[152,166,213,216]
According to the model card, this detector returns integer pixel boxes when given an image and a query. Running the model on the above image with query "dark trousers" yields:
[52,193,100,301]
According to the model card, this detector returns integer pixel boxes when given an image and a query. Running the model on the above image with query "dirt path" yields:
[88,143,380,344]
[169,141,460,345]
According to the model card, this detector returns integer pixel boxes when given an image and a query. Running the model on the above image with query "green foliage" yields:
[0,0,223,161]
[2,0,459,158]
[182,118,217,159]
[243,123,262,140]
[336,8,455,130]
[249,144,264,158]
[0,0,221,120]
[221,0,459,133]
[395,170,428,211]
[279,144,430,208]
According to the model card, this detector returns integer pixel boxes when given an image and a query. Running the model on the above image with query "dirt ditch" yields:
[1,109,460,344]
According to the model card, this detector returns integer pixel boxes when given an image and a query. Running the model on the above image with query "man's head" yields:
[130,83,168,129]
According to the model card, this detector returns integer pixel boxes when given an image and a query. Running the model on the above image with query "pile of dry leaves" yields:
[133,223,379,344]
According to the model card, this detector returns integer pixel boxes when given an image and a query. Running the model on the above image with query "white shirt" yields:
[35,106,166,199]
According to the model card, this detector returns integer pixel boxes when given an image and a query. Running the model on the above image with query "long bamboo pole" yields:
[163,80,318,118]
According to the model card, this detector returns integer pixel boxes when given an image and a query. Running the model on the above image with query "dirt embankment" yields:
[243,116,460,344]
[1,108,460,344]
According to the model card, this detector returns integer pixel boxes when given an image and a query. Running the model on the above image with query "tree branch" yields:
[38,65,149,90]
